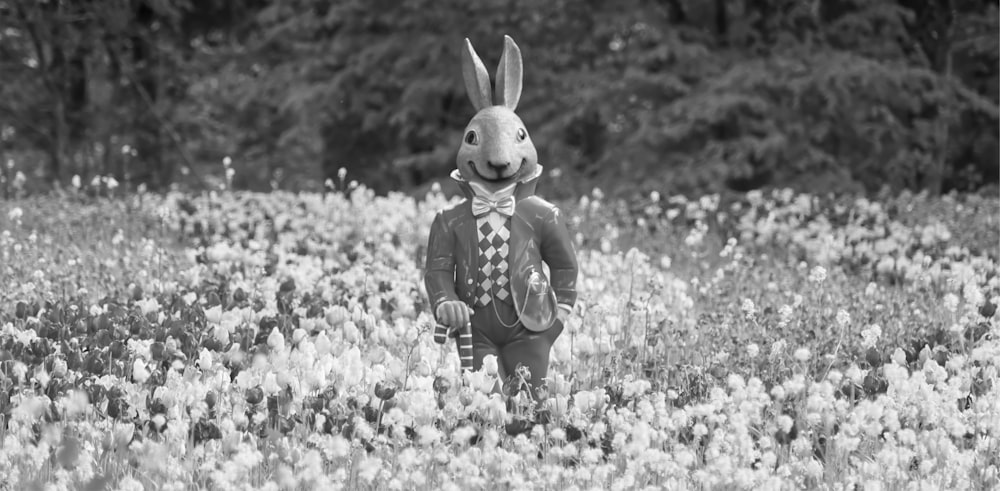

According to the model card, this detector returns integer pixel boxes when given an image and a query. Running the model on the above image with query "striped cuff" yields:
[433,323,450,344]
[458,327,473,370]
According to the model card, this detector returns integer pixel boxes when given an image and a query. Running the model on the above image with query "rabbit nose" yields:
[487,161,510,170]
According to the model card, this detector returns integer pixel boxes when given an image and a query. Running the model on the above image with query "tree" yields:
[0,0,262,189]
[1,0,996,196]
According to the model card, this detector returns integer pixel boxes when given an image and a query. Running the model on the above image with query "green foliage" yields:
[1,0,997,195]
[224,0,998,195]
[644,50,998,196]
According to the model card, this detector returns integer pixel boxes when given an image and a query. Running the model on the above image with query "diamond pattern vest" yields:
[475,217,511,307]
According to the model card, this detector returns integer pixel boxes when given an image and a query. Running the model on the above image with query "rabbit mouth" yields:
[471,159,523,182]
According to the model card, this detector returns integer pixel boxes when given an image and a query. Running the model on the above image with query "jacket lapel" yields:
[456,203,478,282]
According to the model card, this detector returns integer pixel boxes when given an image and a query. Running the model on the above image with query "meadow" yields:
[0,180,997,490]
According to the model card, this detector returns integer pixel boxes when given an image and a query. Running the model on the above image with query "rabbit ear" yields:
[495,35,523,110]
[462,38,493,111]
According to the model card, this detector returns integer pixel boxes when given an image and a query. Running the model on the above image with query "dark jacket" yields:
[425,167,578,322]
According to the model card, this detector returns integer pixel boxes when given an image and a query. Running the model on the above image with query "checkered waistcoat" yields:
[425,169,578,370]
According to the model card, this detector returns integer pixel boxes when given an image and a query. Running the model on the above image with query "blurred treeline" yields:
[1,0,997,198]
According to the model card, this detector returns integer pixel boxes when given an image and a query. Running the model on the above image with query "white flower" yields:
[861,324,882,349]
[713,350,730,364]
[778,304,793,324]
[963,282,984,307]
[338,346,364,387]
[132,359,150,383]
[692,423,709,437]
[826,370,843,385]
[262,372,281,395]
[213,323,230,344]
[482,354,498,376]
[267,327,285,351]
[51,358,67,378]
[416,425,443,447]
[792,294,804,307]
[291,328,307,346]
[776,414,794,433]
[33,368,50,388]
[771,385,786,400]
[198,349,213,370]
[118,477,144,491]
[326,435,351,458]
[943,293,960,313]
[846,364,864,383]
[808,266,827,283]
[136,298,160,315]
[741,298,756,317]
[746,343,760,359]
[891,348,907,366]
[315,332,332,356]
[357,456,382,483]
[770,339,787,359]
[793,348,811,362]
[835,309,851,328]
[205,305,223,324]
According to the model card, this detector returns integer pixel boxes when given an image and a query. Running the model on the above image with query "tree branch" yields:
[10,0,55,93]
[121,62,208,189]
[0,103,50,141]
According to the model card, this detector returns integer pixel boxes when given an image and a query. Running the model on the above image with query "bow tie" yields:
[471,196,515,217]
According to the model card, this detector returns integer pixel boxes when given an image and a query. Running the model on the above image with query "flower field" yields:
[0,183,998,490]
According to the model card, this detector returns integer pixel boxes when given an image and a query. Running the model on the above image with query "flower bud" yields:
[374,381,397,401]
[459,387,474,406]
[433,375,451,394]
[246,386,264,405]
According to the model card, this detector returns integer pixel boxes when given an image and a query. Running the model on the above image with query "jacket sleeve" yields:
[424,211,460,317]
[540,206,578,309]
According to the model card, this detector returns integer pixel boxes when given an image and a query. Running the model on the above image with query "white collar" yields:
[469,181,516,201]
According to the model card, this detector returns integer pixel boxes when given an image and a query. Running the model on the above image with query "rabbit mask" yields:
[456,36,539,191]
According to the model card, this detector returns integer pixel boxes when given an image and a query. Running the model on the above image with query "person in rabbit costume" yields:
[426,35,578,394]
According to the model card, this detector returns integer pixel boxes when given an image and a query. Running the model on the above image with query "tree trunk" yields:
[66,46,88,145]
[715,0,729,45]
[63,1,89,154]
[664,0,687,23]
[897,0,955,72]
[131,1,162,189]
[14,0,66,182]
[51,97,66,181]
[928,28,955,195]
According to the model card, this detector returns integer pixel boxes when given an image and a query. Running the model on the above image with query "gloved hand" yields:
[436,300,473,332]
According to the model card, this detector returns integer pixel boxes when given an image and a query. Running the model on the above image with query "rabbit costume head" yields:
[455,36,540,191]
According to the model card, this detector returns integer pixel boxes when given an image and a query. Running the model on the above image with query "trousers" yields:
[469,299,564,392]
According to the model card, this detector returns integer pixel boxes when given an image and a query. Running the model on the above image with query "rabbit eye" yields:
[516,128,527,141]
[464,131,479,145]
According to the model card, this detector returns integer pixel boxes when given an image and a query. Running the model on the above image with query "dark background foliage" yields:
[1,0,997,198]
